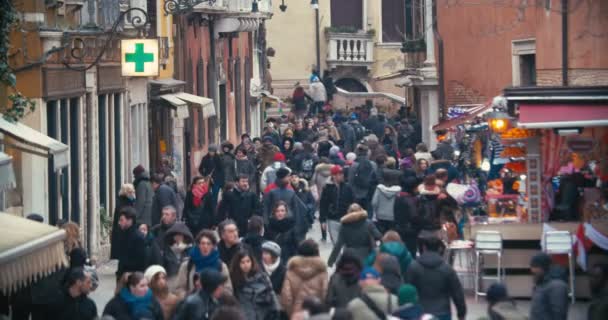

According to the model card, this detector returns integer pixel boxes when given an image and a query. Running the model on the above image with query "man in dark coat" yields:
[199,144,225,206]
[220,141,237,184]
[150,174,178,226]
[217,219,242,266]
[219,175,260,233]
[320,165,355,244]
[50,268,97,320]
[529,253,570,320]
[113,207,146,277]
[406,237,466,320]
[173,269,227,320]
[263,168,308,240]
[133,165,154,225]
[151,205,178,250]
[338,119,357,154]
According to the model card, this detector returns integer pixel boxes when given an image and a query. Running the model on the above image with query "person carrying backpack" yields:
[347,267,399,320]
[347,144,378,213]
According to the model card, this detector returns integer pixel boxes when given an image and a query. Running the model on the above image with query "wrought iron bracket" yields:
[164,0,218,16]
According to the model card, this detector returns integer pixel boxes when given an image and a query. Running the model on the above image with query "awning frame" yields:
[158,92,216,120]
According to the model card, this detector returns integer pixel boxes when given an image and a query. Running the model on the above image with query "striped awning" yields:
[0,213,67,294]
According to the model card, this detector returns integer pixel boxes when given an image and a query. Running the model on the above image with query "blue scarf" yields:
[119,287,154,319]
[189,247,221,273]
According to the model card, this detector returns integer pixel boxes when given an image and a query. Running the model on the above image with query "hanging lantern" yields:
[487,110,511,133]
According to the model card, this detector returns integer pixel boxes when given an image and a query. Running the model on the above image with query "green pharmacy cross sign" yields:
[121,39,159,77]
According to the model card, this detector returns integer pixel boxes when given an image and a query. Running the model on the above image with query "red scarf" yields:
[192,184,208,207]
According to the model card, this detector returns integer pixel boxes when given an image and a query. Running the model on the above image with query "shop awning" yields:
[432,103,490,131]
[0,152,15,191]
[0,213,67,294]
[160,93,216,119]
[518,104,608,129]
[0,115,69,171]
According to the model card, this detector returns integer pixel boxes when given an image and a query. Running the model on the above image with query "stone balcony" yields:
[326,31,374,70]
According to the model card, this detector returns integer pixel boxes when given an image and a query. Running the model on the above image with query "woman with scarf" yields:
[265,201,299,263]
[261,241,286,295]
[183,176,215,236]
[111,183,136,260]
[137,223,162,269]
[230,250,280,320]
[103,272,163,320]
[326,249,363,308]
[175,229,233,295]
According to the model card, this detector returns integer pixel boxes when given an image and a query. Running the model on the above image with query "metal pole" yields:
[561,0,568,86]
[315,7,321,75]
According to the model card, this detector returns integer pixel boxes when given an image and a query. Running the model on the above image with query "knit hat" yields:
[294,142,304,150]
[208,144,218,152]
[144,265,167,283]
[330,165,343,176]
[360,267,380,280]
[346,152,357,162]
[273,152,286,162]
[133,165,145,177]
[329,146,340,156]
[530,252,552,271]
[275,167,291,180]
[199,269,227,294]
[262,241,282,258]
[486,283,508,305]
[263,136,274,143]
[398,284,419,305]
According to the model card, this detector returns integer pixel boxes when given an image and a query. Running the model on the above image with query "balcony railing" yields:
[326,31,374,70]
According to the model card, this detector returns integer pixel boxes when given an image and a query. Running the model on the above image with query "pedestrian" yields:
[371,181,402,234]
[263,168,308,240]
[50,267,97,320]
[319,165,355,243]
[175,230,233,295]
[183,176,215,236]
[310,158,332,198]
[235,148,257,194]
[308,76,327,116]
[221,141,237,184]
[589,263,608,320]
[261,241,286,295]
[261,152,290,192]
[265,201,299,263]
[138,223,163,269]
[327,204,376,268]
[347,144,378,212]
[219,175,260,234]
[111,183,136,260]
[326,249,363,309]
[217,219,243,266]
[293,141,319,180]
[338,117,357,154]
[376,254,403,295]
[365,231,413,280]
[485,283,527,320]
[346,267,398,320]
[242,216,266,265]
[161,222,193,292]
[529,252,569,320]
[103,272,164,320]
[133,165,154,226]
[391,284,424,320]
[145,265,181,320]
[415,158,430,182]
[406,236,466,320]
[291,175,316,227]
[230,250,280,320]
[329,146,345,166]
[282,137,295,165]
[280,239,329,317]
[256,137,280,173]
[151,173,179,226]
[113,207,146,277]
[394,176,420,255]
[381,125,400,159]
[237,133,256,159]
[151,205,178,250]
[293,86,308,119]
[199,144,225,206]
[173,269,228,320]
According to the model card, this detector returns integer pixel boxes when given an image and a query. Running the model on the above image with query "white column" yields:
[423,0,435,66]
[172,118,186,190]
[427,89,439,151]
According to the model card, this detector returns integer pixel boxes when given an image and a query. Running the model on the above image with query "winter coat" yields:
[311,163,333,197]
[319,181,355,222]
[234,272,280,320]
[394,192,420,241]
[162,223,193,279]
[379,256,403,295]
[371,184,402,222]
[151,184,178,226]
[174,255,233,296]
[264,261,287,295]
[50,291,97,320]
[172,289,219,320]
[368,139,388,164]
[347,155,379,199]
[339,122,357,153]
[221,153,237,184]
[242,233,266,265]
[326,272,361,309]
[263,187,309,240]
[143,233,163,269]
[265,217,299,263]
[347,284,398,320]
[589,287,608,320]
[365,241,413,278]
[260,162,289,192]
[378,168,403,187]
[103,293,163,320]
[429,159,459,183]
[256,145,280,171]
[293,180,316,226]
[392,304,424,320]
[280,256,329,316]
[219,187,260,233]
[309,81,327,102]
[293,128,316,143]
[235,156,257,185]
[218,241,242,266]
[529,267,570,320]
[183,190,215,236]
[151,221,174,251]
[199,154,224,186]
[327,210,376,267]
[329,154,345,166]
[115,225,147,277]
[111,195,135,259]
[134,171,154,226]
[406,251,466,319]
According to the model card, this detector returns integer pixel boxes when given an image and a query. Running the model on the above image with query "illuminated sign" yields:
[121,39,159,76]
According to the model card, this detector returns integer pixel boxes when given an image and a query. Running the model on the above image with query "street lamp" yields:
[311,0,321,76]
[487,110,511,133]
[279,0,287,12]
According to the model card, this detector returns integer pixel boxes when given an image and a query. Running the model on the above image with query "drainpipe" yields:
[561,0,568,86]
[432,0,446,119]
[314,6,321,75]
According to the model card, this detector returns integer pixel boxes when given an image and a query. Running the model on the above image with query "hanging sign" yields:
[121,39,159,77]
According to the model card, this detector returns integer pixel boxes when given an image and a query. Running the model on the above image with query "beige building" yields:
[266,0,426,111]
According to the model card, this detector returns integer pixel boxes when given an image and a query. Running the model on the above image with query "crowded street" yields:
[1,1,608,320]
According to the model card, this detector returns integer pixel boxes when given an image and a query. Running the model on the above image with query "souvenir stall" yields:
[467,87,608,298]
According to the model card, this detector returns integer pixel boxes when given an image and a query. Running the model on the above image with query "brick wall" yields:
[446,80,487,106]
[537,69,608,86]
